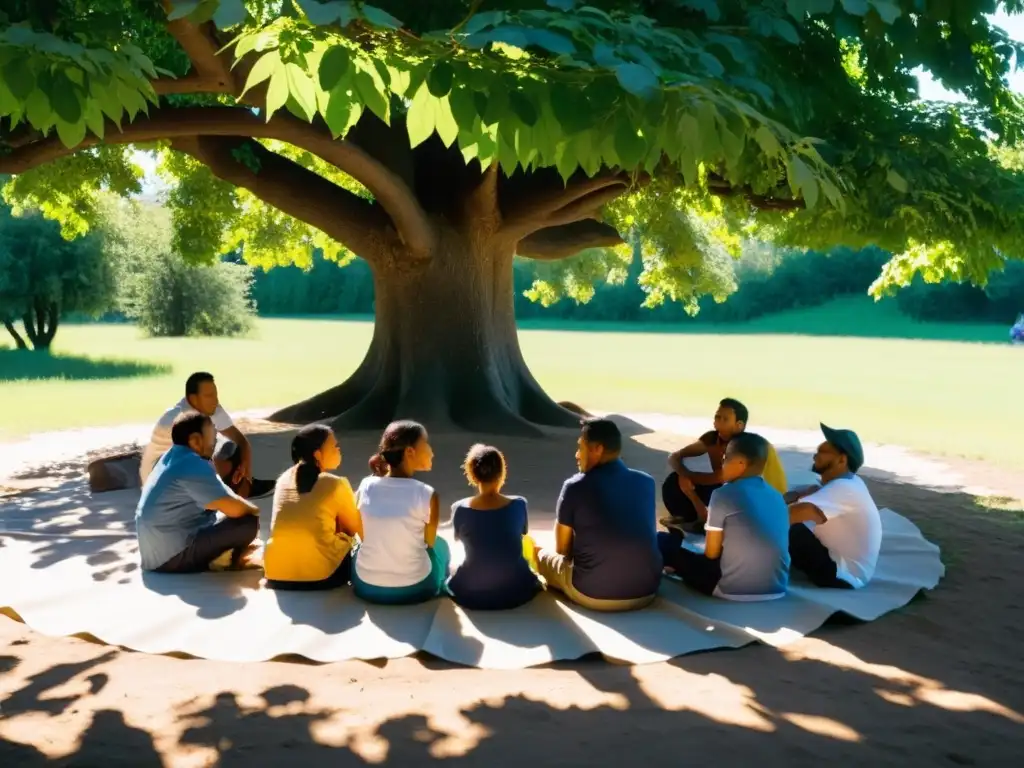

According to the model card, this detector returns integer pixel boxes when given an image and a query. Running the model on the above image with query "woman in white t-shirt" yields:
[351,420,450,605]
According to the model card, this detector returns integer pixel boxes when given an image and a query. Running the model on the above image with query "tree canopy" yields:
[1,1,1023,308]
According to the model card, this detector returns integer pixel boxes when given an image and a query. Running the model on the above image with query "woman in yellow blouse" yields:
[264,425,363,590]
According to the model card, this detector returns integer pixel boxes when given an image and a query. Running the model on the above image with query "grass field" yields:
[1,297,1021,469]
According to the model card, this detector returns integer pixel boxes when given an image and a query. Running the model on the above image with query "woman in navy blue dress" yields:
[446,444,541,610]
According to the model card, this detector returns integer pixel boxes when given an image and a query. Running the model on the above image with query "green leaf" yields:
[25,89,52,130]
[318,46,351,91]
[870,0,901,23]
[243,51,280,95]
[480,83,508,125]
[284,62,317,121]
[55,117,87,149]
[298,0,355,25]
[449,85,478,130]
[525,29,575,56]
[265,68,290,118]
[509,90,538,126]
[464,11,505,36]
[555,140,578,182]
[167,1,200,21]
[361,4,402,29]
[434,96,459,147]
[547,0,576,10]
[3,58,35,100]
[83,103,105,140]
[549,82,591,134]
[49,72,82,124]
[753,125,783,157]
[774,19,800,43]
[614,63,659,99]
[886,168,908,193]
[427,62,455,98]
[212,0,247,28]
[841,0,869,15]
[789,156,819,209]
[614,123,646,168]
[407,84,436,147]
[324,88,362,136]
[352,64,389,122]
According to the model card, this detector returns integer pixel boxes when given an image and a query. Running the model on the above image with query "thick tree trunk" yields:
[21,300,59,351]
[271,225,581,435]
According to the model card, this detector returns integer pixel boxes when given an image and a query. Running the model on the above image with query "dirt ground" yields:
[1,418,1023,767]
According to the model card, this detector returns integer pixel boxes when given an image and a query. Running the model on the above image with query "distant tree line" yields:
[250,246,1023,325]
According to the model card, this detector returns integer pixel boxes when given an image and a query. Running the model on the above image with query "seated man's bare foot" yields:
[208,550,234,572]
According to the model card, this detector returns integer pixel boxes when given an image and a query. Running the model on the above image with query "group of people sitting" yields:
[134,373,883,611]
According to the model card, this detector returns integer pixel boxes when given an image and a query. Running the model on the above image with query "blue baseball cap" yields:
[820,423,864,473]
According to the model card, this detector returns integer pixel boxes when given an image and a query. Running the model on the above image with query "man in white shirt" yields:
[786,424,882,589]
[139,372,273,498]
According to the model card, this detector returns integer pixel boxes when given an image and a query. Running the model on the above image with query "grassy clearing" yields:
[1,298,1020,469]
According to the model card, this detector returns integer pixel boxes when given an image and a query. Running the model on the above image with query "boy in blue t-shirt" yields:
[658,432,791,601]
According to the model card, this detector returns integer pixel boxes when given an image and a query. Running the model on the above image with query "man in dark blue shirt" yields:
[537,418,663,611]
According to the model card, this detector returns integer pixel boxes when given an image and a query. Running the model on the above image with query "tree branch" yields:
[0,106,435,257]
[502,170,631,235]
[517,221,626,261]
[154,1,238,96]
[705,173,805,210]
[171,135,393,261]
[542,186,632,228]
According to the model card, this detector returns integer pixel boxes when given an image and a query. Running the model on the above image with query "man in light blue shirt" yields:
[136,410,260,573]
[658,432,790,600]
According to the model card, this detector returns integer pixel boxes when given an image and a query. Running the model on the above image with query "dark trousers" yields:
[657,531,721,596]
[220,451,276,500]
[265,555,353,591]
[789,523,854,589]
[156,515,259,574]
[662,474,720,531]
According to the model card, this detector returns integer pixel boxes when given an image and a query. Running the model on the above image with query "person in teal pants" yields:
[351,420,451,605]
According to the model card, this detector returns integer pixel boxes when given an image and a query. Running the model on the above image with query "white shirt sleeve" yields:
[802,480,855,521]
[211,404,234,431]
[704,487,735,532]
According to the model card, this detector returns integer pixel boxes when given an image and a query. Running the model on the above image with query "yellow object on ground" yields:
[763,443,789,494]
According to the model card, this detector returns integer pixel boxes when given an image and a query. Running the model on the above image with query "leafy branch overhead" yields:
[1,0,1024,301]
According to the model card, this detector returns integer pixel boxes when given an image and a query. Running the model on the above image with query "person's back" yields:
[709,477,790,600]
[264,469,355,584]
[448,496,540,610]
[136,445,220,571]
[566,460,662,601]
[354,476,434,587]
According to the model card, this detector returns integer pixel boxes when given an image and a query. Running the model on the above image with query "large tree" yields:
[1,0,1023,431]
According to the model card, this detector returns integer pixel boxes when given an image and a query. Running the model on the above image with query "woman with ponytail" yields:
[263,425,362,591]
[351,420,450,605]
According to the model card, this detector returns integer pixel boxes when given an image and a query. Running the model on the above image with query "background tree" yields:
[0,204,115,351]
[1,1,1023,431]
[99,197,256,338]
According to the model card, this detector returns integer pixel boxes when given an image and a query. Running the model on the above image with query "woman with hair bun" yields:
[446,444,541,610]
[351,420,450,605]
[264,425,362,590]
